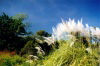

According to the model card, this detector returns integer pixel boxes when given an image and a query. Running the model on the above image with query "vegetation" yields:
[0,54,26,66]
[0,13,27,52]
[36,41,99,66]
[0,13,99,66]
[36,30,51,37]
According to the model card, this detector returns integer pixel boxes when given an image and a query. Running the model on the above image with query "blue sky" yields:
[0,0,100,33]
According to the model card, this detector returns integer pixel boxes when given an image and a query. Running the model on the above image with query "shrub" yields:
[0,55,26,66]
[20,40,37,55]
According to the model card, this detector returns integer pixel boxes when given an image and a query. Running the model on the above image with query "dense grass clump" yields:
[0,54,26,66]
[35,41,99,66]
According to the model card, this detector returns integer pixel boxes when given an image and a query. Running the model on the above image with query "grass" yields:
[0,41,99,66]
[36,40,99,66]
[0,54,26,66]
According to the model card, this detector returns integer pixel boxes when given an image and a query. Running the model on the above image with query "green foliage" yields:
[12,14,27,21]
[21,40,38,55]
[0,38,99,66]
[0,55,26,66]
[21,62,30,66]
[20,35,56,56]
[0,13,27,51]
[0,13,26,36]
[36,30,51,37]
[0,13,99,66]
[36,41,99,66]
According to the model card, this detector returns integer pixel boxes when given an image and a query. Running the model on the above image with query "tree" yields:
[0,13,27,51]
[36,30,51,37]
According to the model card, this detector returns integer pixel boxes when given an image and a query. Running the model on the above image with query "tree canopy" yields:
[0,13,27,51]
[36,30,51,37]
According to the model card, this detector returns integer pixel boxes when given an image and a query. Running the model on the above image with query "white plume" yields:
[52,18,100,40]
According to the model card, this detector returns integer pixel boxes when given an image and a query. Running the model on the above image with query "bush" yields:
[20,40,37,55]
[0,55,26,66]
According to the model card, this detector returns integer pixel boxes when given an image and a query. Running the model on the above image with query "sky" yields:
[0,0,100,33]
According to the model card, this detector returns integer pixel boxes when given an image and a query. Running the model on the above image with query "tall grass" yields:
[0,41,99,66]
[36,41,99,66]
[31,19,100,66]
[0,54,26,66]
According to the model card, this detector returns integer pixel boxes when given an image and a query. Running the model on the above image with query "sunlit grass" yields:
[36,41,99,66]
